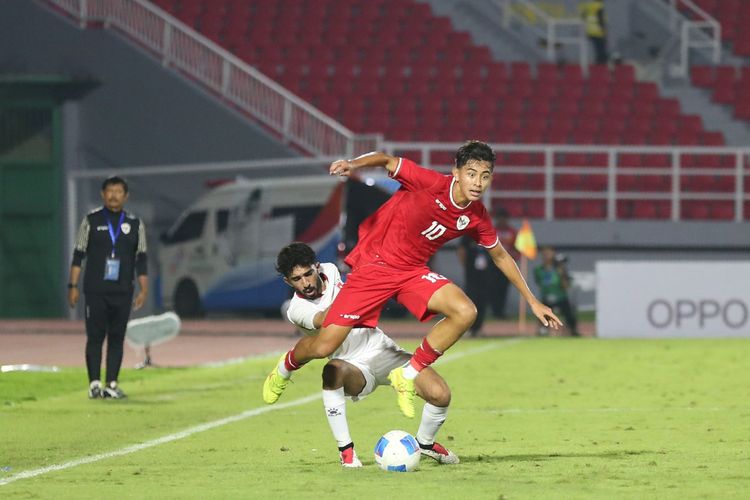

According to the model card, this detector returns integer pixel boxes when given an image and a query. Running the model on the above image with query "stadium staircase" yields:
[675,0,750,136]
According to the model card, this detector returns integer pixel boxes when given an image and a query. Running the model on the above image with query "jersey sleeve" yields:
[135,219,148,276]
[472,211,500,249]
[388,157,445,192]
[286,297,320,331]
[71,217,90,266]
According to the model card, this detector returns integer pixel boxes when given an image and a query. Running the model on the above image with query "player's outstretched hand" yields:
[329,159,354,177]
[530,301,564,330]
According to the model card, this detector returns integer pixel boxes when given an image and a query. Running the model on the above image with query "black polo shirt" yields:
[72,207,148,294]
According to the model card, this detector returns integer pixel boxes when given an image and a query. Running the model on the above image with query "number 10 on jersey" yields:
[421,221,447,240]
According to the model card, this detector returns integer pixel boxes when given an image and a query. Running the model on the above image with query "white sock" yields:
[277,357,291,379]
[402,363,419,380]
[416,403,448,446]
[89,380,101,389]
[322,388,352,448]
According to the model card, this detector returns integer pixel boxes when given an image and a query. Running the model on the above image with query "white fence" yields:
[42,0,379,157]
[383,142,750,222]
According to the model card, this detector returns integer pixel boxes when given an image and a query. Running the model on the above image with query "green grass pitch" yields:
[1,338,749,499]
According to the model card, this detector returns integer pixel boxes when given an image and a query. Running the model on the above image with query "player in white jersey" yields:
[267,242,459,468]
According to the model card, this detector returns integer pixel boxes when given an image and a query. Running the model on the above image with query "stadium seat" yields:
[149,0,736,220]
[691,66,714,87]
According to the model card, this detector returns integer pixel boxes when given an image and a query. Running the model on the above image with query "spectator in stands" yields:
[489,208,519,319]
[534,246,579,336]
[579,0,608,65]
[68,176,149,399]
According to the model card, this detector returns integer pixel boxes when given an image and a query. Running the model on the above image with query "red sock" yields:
[408,338,443,372]
[284,349,305,372]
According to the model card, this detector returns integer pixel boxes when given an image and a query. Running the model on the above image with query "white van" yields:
[158,176,343,317]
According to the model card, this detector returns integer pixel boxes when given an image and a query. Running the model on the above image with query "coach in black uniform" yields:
[68,176,148,399]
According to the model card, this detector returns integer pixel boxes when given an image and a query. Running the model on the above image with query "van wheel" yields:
[174,280,203,318]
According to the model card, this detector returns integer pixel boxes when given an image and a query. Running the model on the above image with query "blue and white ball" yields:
[374,430,421,472]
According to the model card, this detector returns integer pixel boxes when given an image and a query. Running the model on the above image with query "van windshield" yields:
[165,211,206,244]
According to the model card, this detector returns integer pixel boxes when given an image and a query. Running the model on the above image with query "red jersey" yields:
[345,158,499,271]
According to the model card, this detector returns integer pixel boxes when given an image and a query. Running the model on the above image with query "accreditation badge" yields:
[104,258,121,281]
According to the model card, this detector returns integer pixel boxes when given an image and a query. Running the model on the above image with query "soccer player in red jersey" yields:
[264,140,563,417]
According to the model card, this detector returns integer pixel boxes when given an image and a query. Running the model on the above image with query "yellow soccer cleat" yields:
[388,366,416,418]
[262,355,290,404]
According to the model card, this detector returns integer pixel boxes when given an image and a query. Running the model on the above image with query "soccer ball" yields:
[373,430,421,472]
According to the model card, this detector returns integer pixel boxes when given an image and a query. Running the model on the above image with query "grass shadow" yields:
[461,449,654,464]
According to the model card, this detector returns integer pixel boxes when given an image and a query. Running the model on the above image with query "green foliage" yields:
[1,339,749,499]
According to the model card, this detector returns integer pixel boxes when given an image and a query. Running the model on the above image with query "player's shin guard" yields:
[416,403,448,447]
[323,388,352,448]
[403,338,443,380]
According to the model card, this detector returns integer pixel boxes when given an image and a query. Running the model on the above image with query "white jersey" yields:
[286,262,386,360]
[286,262,410,400]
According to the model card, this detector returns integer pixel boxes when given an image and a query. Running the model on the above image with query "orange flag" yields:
[514,219,538,260]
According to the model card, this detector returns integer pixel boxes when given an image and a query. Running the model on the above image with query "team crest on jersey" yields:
[121,223,131,235]
[456,215,470,230]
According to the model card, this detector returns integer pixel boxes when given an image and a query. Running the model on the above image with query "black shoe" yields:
[102,382,127,399]
[88,381,102,399]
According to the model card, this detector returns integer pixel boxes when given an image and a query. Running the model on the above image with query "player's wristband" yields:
[67,283,77,289]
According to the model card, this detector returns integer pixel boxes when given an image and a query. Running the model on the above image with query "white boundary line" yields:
[0,339,521,486]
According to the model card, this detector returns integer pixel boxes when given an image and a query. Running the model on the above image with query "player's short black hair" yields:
[455,140,496,170]
[276,242,317,277]
[102,176,129,193]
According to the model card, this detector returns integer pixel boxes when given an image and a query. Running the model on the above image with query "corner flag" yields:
[514,219,538,260]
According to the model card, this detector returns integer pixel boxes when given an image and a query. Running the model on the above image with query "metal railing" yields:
[41,0,380,157]
[500,0,588,74]
[382,142,750,222]
[666,0,721,76]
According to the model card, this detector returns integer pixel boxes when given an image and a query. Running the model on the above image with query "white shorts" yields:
[332,328,411,402]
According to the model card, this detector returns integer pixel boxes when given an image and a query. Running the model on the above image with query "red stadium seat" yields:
[690,66,714,87]
[146,0,720,183]
[681,201,710,219]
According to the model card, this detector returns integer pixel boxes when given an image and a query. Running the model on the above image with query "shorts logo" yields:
[421,272,447,284]
[457,215,470,230]
[340,313,361,319]
[434,198,447,211]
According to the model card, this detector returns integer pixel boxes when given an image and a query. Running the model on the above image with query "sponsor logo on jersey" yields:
[457,215,470,230]
[96,226,108,231]
[435,198,447,211]
[121,222,131,234]
[340,313,361,320]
